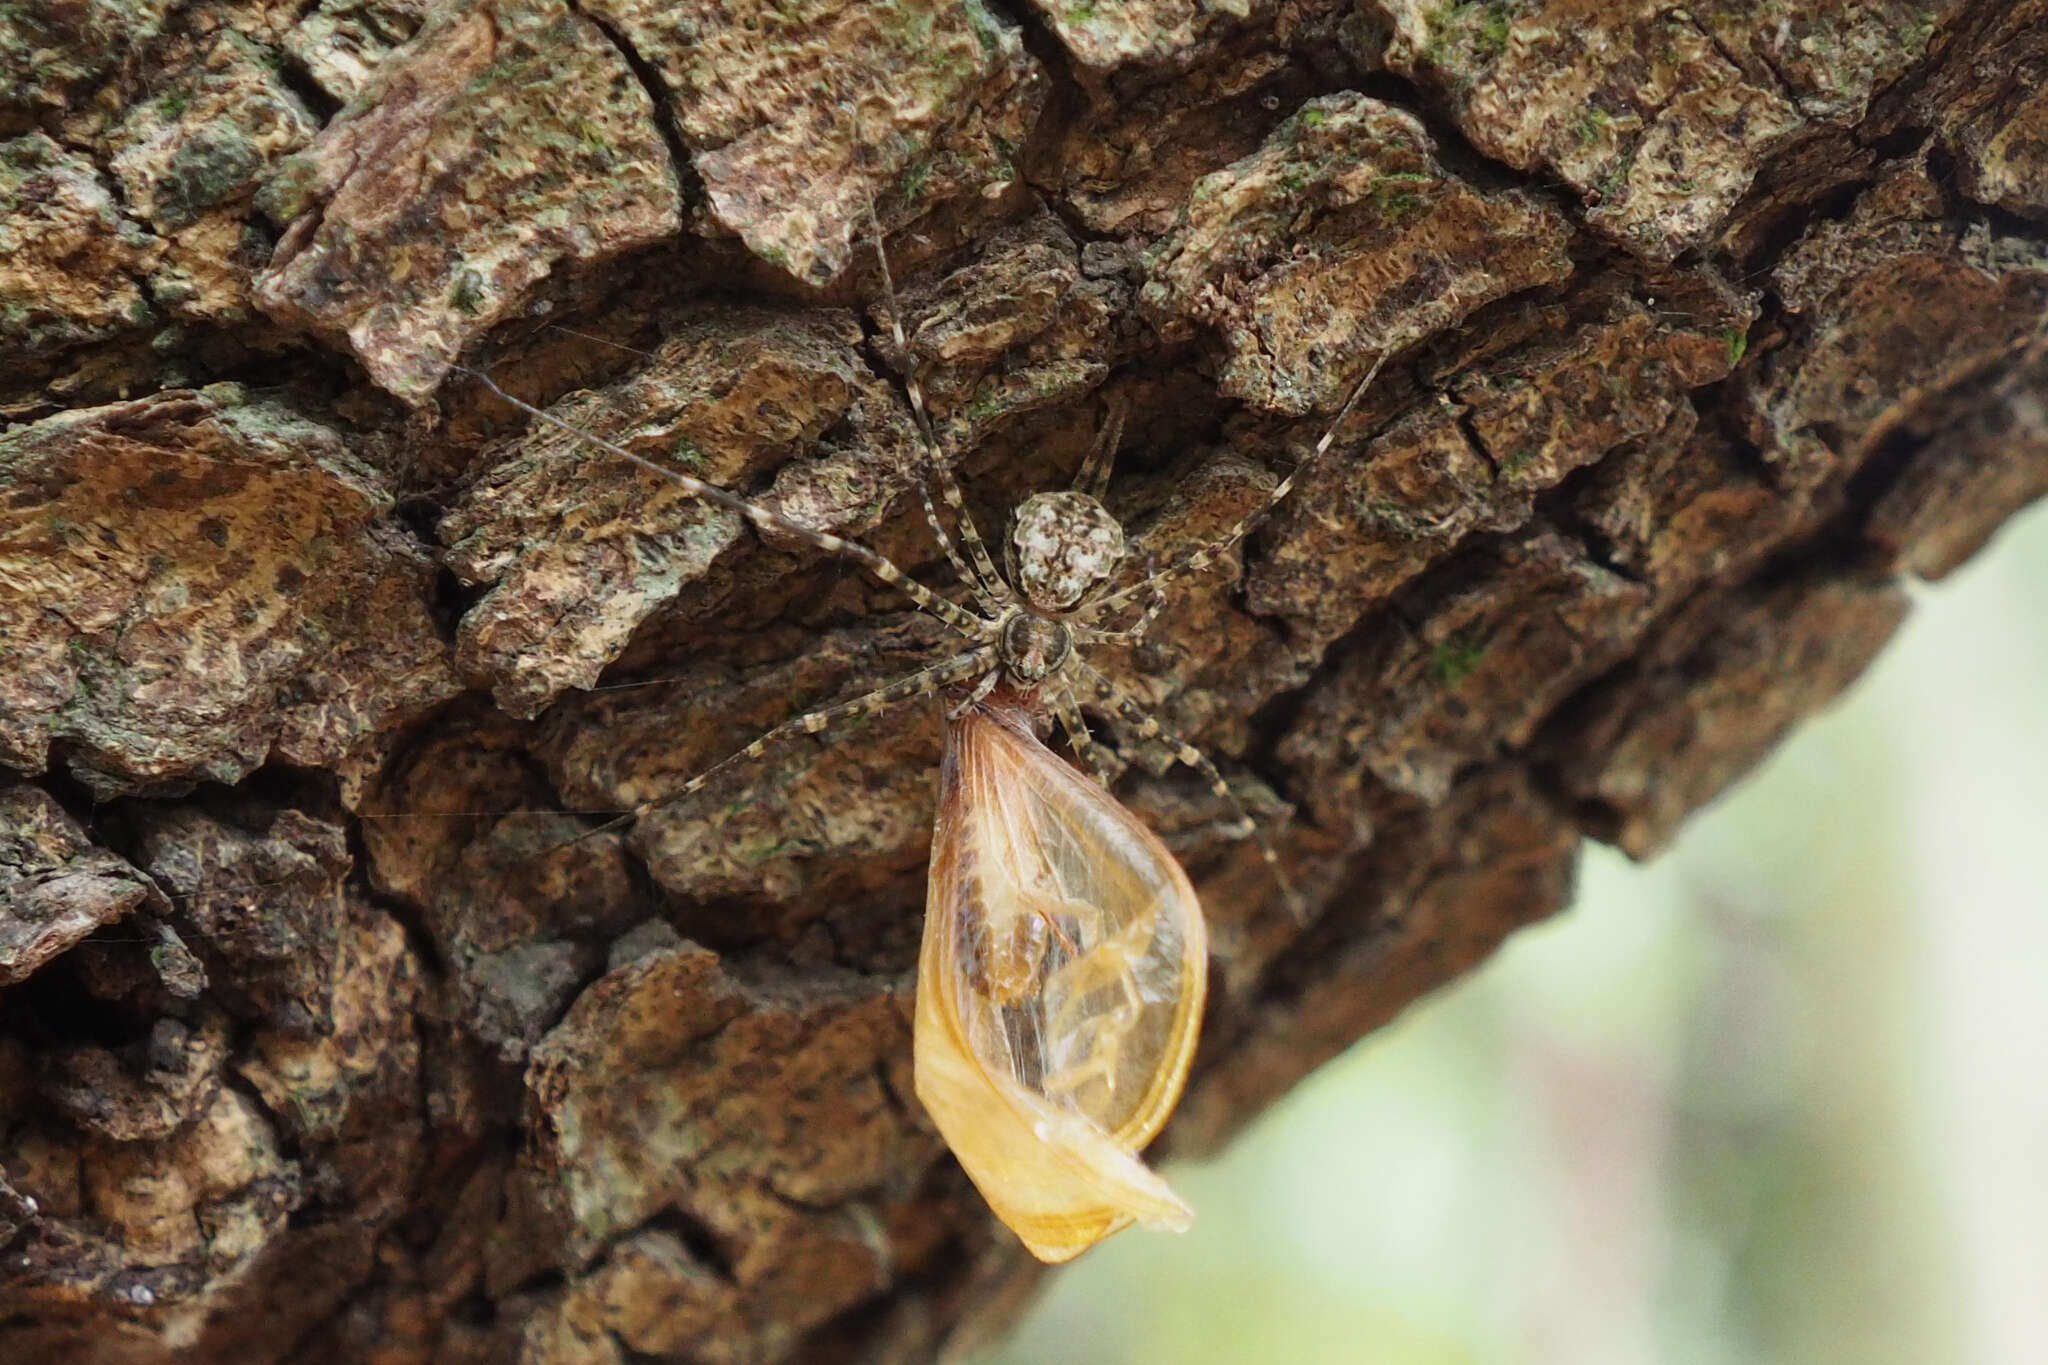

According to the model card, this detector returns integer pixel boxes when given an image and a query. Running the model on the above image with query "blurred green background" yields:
[981,498,2048,1365]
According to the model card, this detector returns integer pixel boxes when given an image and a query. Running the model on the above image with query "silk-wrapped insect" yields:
[455,234,1385,1260]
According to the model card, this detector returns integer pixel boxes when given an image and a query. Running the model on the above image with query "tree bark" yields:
[2,0,2044,1361]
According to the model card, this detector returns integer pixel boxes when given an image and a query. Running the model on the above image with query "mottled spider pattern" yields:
[457,232,1384,908]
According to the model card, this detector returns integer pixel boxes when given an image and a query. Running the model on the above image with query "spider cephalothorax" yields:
[1000,609,1073,684]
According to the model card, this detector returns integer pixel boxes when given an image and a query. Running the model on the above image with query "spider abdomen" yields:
[1009,490,1126,610]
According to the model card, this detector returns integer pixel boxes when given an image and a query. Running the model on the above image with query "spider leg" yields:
[533,646,1001,860]
[1052,685,1118,789]
[947,664,1003,719]
[1076,349,1389,621]
[1073,555,1165,649]
[913,455,994,608]
[861,242,991,611]
[1070,392,1128,501]
[452,363,992,641]
[656,645,1001,807]
[1075,662,1307,922]
[864,213,1016,612]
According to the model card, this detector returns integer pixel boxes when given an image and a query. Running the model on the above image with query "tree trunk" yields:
[2,0,2044,1360]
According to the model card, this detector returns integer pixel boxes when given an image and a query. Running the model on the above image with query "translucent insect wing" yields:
[915,703,1208,1262]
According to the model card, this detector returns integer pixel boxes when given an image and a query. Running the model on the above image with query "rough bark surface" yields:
[1,1,2043,1361]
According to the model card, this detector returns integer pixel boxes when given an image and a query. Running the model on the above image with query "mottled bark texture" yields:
[1,0,2043,1360]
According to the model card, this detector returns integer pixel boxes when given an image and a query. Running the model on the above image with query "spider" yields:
[453,235,1385,912]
